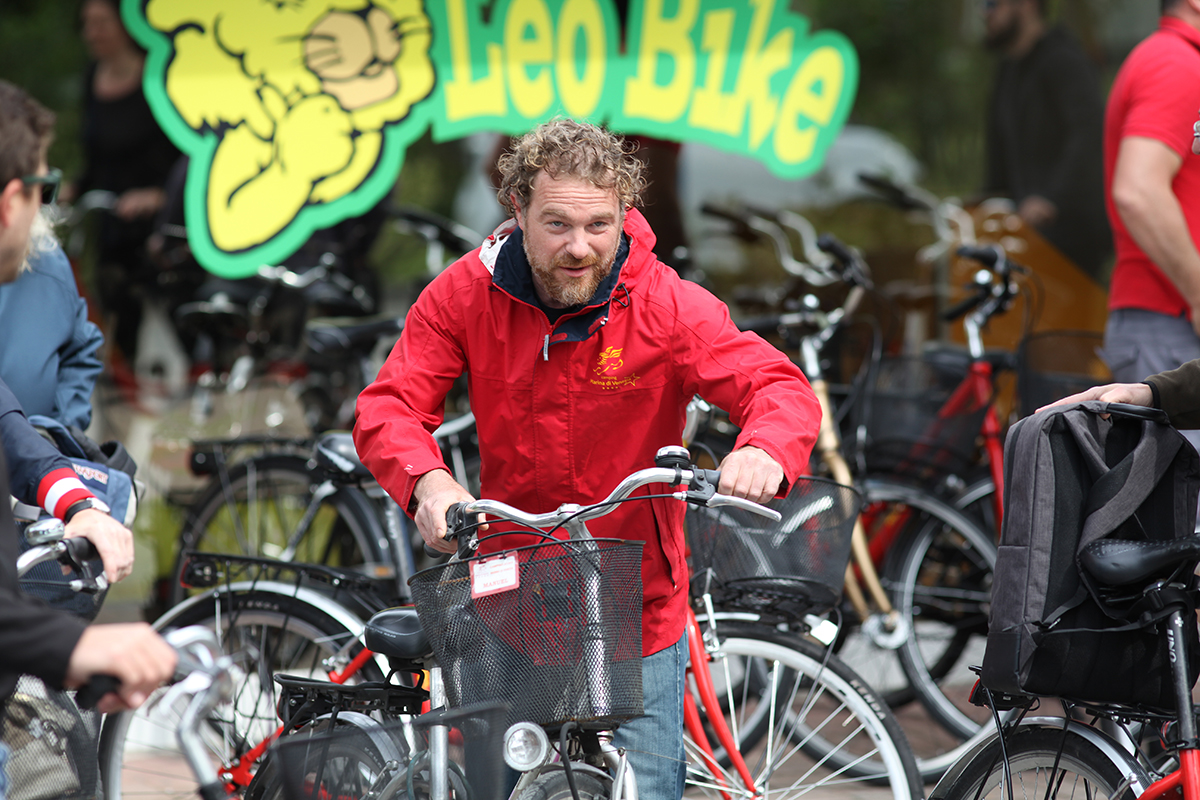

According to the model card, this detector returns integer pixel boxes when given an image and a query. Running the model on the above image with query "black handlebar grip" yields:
[422,502,471,559]
[940,290,988,322]
[699,203,758,242]
[63,536,101,565]
[856,172,928,211]
[699,202,746,224]
[76,674,121,709]
[816,233,854,267]
[956,244,1001,268]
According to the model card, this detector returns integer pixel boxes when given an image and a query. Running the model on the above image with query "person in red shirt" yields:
[354,118,820,800]
[1104,0,1200,458]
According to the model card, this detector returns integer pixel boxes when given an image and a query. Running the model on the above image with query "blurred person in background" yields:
[1102,0,1200,458]
[982,0,1111,281]
[60,0,179,369]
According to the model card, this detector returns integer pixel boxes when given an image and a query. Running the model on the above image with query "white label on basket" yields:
[470,554,519,598]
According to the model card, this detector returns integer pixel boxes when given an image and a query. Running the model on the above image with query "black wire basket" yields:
[687,477,861,618]
[856,352,990,481]
[408,537,644,729]
[1017,330,1110,417]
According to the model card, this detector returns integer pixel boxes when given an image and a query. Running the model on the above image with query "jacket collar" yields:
[477,208,657,351]
[1160,16,1200,52]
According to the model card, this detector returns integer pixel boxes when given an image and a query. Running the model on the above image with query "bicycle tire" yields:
[827,478,996,781]
[514,769,611,800]
[929,726,1143,800]
[685,622,922,800]
[169,454,387,605]
[244,718,402,800]
[97,590,384,800]
[885,481,996,749]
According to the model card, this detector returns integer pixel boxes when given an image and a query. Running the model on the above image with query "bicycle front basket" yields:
[687,477,860,617]
[408,537,644,729]
[858,353,990,480]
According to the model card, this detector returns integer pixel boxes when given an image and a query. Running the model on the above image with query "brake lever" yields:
[682,469,783,522]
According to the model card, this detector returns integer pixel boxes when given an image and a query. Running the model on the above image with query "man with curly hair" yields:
[355,118,820,799]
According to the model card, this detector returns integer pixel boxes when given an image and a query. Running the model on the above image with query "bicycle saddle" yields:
[313,432,374,479]
[1079,538,1200,587]
[305,315,403,355]
[364,607,432,661]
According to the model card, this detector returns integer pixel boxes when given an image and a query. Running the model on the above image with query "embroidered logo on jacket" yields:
[590,346,640,389]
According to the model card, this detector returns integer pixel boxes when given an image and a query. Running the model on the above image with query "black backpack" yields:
[981,401,1200,709]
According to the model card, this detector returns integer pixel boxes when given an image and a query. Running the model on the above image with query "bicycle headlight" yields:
[503,722,551,771]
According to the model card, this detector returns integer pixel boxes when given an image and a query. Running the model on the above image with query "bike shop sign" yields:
[125,0,859,278]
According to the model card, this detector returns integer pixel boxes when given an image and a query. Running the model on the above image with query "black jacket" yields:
[0,445,86,700]
[985,26,1111,279]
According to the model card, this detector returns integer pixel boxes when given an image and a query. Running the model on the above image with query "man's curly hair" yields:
[497,119,645,218]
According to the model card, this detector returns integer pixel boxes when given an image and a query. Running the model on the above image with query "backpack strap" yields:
[1068,405,1182,554]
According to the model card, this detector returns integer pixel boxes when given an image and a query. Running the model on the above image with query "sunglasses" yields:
[20,168,62,205]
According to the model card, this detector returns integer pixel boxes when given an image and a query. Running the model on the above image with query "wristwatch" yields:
[63,497,111,524]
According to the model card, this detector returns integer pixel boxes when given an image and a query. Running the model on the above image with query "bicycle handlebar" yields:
[438,458,782,557]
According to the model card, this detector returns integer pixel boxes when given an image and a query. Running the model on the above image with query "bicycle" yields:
[164,406,481,609]
[102,452,921,800]
[927,533,1200,800]
[698,202,1004,779]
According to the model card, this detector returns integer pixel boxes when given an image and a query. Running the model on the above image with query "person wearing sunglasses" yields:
[0,81,176,728]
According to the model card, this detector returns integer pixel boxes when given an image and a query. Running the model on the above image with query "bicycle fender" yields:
[927,717,1152,800]
[310,710,408,766]
[152,581,391,676]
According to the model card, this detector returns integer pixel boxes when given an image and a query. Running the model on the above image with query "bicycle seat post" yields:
[429,666,450,800]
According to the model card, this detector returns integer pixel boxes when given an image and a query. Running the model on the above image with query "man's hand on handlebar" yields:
[65,623,177,713]
[716,446,784,505]
[413,469,483,553]
[65,509,134,583]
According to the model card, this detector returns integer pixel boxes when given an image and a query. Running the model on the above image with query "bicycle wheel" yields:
[170,454,386,605]
[515,769,611,800]
[832,478,996,781]
[244,718,403,800]
[930,726,1146,800]
[885,481,996,748]
[685,623,922,800]
[98,590,384,800]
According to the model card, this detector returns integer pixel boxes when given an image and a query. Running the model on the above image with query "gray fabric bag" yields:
[981,401,1200,709]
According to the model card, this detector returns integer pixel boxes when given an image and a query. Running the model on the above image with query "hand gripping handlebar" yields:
[438,448,782,556]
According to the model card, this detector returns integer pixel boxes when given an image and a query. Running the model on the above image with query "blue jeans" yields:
[613,631,689,800]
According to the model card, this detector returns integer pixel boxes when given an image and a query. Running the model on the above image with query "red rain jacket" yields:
[354,208,821,654]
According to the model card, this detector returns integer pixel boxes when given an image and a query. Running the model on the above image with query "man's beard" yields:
[526,237,619,308]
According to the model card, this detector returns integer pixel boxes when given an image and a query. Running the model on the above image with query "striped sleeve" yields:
[36,467,93,520]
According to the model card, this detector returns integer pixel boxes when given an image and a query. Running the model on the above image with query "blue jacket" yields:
[0,379,94,519]
[0,245,103,429]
